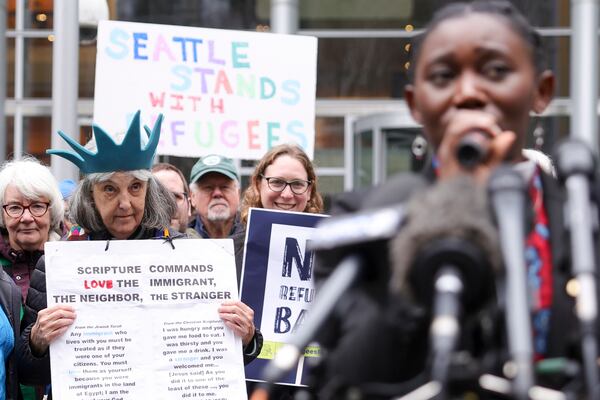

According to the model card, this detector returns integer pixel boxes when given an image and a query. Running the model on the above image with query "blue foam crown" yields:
[47,110,163,174]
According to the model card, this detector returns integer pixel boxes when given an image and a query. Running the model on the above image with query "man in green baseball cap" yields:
[188,155,243,239]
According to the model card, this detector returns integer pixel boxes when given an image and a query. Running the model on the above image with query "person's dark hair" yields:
[408,0,546,82]
[151,162,191,197]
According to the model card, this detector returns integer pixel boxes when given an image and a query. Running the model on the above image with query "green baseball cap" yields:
[190,154,239,184]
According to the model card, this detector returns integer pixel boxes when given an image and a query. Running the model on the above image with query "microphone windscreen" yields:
[314,173,429,305]
[390,176,501,309]
[363,173,429,210]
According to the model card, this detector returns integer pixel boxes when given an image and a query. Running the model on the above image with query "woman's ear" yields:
[532,70,555,114]
[404,84,423,124]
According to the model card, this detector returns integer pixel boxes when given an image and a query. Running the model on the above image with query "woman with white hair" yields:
[0,157,64,301]
[0,156,63,399]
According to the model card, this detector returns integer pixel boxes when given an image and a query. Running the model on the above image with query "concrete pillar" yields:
[270,0,299,34]
[51,0,79,180]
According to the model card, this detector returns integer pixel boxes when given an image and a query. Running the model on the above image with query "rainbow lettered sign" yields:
[93,21,317,160]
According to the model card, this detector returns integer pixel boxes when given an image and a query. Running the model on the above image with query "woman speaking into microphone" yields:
[311,1,581,399]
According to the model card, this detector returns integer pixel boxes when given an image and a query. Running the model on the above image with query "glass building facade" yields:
[4,0,575,209]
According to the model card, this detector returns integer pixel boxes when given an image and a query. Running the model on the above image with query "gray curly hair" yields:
[70,170,177,234]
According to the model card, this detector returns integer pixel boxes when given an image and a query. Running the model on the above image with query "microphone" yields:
[555,139,600,398]
[310,204,406,252]
[313,174,428,304]
[390,177,500,392]
[311,174,429,254]
[488,165,534,400]
[456,131,491,169]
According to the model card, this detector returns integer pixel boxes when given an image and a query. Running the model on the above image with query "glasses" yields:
[171,191,188,204]
[3,202,50,218]
[261,175,311,195]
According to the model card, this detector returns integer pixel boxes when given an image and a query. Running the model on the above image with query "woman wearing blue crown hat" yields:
[20,111,263,393]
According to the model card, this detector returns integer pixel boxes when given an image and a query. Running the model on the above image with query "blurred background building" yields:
[2,0,573,208]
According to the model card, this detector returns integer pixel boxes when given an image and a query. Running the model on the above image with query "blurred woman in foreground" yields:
[311,1,582,399]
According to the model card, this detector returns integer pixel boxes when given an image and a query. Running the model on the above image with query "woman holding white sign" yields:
[21,111,264,393]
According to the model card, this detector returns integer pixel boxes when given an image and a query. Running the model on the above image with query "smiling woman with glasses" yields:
[237,144,323,399]
[241,144,323,222]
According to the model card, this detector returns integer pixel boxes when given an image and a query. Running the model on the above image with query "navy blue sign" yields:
[240,208,326,385]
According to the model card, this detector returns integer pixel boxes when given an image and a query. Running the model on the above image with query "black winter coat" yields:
[0,269,24,400]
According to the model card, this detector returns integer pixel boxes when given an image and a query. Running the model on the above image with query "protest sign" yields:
[45,239,247,400]
[240,208,327,385]
[93,20,318,160]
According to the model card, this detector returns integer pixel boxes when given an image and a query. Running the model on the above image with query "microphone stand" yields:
[430,265,463,389]
[430,266,463,399]
[488,166,534,400]
[556,140,600,399]
[409,237,492,400]
[258,254,363,388]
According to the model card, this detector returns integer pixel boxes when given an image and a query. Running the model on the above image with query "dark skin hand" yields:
[435,109,517,183]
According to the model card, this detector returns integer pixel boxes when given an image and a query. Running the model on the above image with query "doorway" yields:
[353,112,424,188]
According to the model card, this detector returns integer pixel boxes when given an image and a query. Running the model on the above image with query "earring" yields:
[533,122,545,150]
[411,134,428,160]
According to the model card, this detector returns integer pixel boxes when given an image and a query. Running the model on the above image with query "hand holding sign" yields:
[218,299,256,346]
[30,304,76,355]
[44,239,249,400]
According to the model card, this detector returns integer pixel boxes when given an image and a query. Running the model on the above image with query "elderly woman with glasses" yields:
[0,157,64,399]
[0,158,64,301]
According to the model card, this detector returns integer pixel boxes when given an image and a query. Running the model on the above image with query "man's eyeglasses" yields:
[3,202,50,218]
[197,185,236,194]
[171,192,189,204]
[261,175,311,195]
